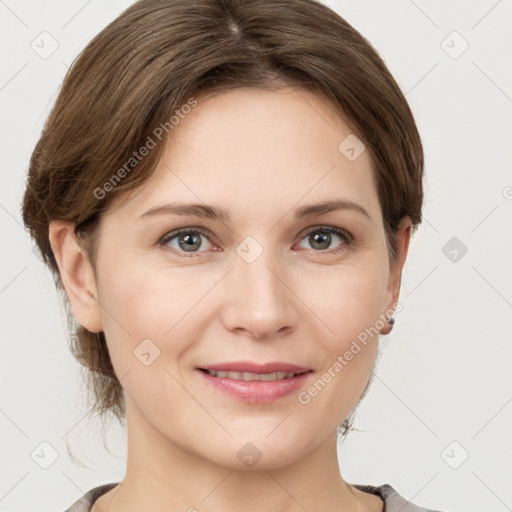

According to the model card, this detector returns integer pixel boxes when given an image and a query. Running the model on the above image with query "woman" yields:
[22,0,447,510]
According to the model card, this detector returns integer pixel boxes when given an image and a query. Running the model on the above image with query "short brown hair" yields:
[22,0,424,434]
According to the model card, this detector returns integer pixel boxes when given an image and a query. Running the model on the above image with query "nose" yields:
[220,244,300,339]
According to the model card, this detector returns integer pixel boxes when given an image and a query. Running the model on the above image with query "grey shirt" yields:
[63,482,446,511]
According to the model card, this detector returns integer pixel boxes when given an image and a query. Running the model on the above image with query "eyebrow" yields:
[137,199,374,223]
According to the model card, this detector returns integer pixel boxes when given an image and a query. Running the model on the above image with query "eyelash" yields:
[159,225,353,257]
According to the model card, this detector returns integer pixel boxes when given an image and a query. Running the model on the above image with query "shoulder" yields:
[62,483,119,512]
[353,483,448,512]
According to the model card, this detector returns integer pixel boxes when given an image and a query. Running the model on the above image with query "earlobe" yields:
[48,220,102,332]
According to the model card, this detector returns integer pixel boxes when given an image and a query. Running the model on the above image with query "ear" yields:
[48,220,102,333]
[380,216,412,334]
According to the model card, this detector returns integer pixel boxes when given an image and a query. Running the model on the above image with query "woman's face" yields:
[88,87,407,469]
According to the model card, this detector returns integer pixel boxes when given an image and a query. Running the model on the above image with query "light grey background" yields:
[1,1,511,511]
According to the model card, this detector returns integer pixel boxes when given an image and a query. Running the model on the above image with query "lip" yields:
[196,361,313,403]
[199,361,310,374]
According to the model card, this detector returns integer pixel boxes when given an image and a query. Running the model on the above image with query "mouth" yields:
[196,361,313,403]
[199,368,311,381]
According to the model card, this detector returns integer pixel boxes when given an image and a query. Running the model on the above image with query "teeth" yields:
[259,372,277,381]
[206,370,301,381]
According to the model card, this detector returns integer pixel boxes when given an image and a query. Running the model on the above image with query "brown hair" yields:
[22,0,424,436]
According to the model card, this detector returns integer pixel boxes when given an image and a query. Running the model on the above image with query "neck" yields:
[93,399,381,512]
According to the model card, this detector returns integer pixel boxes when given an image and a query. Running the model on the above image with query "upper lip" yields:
[199,361,311,374]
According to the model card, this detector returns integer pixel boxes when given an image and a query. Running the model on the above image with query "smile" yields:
[202,369,309,381]
[196,362,313,403]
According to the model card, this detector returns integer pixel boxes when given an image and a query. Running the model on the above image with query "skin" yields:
[50,86,411,512]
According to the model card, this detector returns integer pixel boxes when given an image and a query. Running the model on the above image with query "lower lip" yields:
[197,370,312,403]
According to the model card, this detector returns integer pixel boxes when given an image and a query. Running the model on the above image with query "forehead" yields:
[108,87,381,225]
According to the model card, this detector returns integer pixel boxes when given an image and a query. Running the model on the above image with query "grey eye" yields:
[164,230,213,253]
[298,228,348,252]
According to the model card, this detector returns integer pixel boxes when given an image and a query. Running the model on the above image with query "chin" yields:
[194,429,317,472]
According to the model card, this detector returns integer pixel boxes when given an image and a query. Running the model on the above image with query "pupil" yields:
[179,233,201,252]
[311,231,331,250]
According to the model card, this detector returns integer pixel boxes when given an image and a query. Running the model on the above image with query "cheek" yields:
[95,259,214,372]
[94,260,163,367]
[309,256,389,347]
[303,257,387,405]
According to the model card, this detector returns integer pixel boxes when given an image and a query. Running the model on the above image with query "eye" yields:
[160,228,214,255]
[297,226,352,253]
[159,225,352,257]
